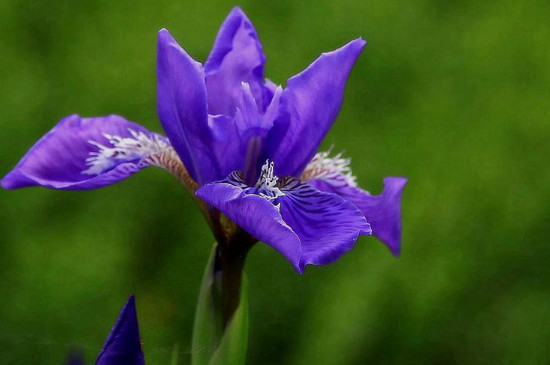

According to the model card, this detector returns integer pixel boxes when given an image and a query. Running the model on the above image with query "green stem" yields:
[217,231,254,327]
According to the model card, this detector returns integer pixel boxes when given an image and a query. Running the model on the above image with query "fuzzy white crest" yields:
[82,129,175,175]
[301,149,358,187]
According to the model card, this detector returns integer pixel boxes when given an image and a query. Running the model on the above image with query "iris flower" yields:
[2,7,406,273]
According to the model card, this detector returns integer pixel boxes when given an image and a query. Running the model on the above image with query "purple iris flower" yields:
[2,7,406,273]
[96,295,145,365]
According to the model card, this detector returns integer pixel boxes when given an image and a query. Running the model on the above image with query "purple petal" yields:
[228,84,284,185]
[234,82,262,135]
[204,7,266,116]
[197,173,370,273]
[96,295,145,365]
[157,29,218,185]
[268,39,366,177]
[208,114,243,178]
[206,85,284,184]
[196,175,302,272]
[235,83,282,144]
[278,179,371,271]
[310,177,407,256]
[1,115,163,190]
[260,85,283,133]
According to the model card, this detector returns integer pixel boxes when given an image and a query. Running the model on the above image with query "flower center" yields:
[254,160,285,200]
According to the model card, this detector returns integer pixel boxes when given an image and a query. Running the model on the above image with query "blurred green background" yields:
[1,0,549,363]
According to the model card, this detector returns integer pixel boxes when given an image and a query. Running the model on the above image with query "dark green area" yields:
[1,0,549,363]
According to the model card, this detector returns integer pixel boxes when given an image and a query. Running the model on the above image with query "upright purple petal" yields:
[157,29,218,185]
[278,179,371,271]
[208,114,243,178]
[268,39,366,177]
[96,295,145,365]
[234,82,262,135]
[204,7,266,116]
[259,85,283,133]
[196,174,302,271]
[205,85,285,183]
[310,177,407,256]
[1,115,166,190]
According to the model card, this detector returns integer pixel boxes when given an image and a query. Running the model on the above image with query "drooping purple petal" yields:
[267,39,366,177]
[309,177,407,256]
[157,29,218,185]
[196,173,302,272]
[204,7,267,116]
[278,179,371,271]
[197,171,371,273]
[96,295,145,365]
[1,114,168,190]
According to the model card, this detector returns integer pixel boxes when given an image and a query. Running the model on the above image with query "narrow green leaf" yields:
[171,343,179,365]
[208,274,249,365]
[191,244,249,365]
[191,245,223,365]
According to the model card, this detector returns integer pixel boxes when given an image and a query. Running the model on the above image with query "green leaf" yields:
[171,343,179,365]
[209,274,248,365]
[191,244,249,365]
[191,245,223,365]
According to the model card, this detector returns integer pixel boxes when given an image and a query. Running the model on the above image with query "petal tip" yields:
[361,221,373,236]
[391,246,401,257]
[157,27,174,44]
[1,172,19,189]
[0,171,34,189]
[354,37,367,48]
[346,37,367,56]
[96,295,143,364]
[229,5,247,17]
[385,176,408,188]
[225,6,254,27]
[127,294,136,305]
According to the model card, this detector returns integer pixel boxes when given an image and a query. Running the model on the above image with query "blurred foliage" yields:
[1,0,549,364]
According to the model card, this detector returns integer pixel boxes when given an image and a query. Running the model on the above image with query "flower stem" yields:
[216,230,254,327]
